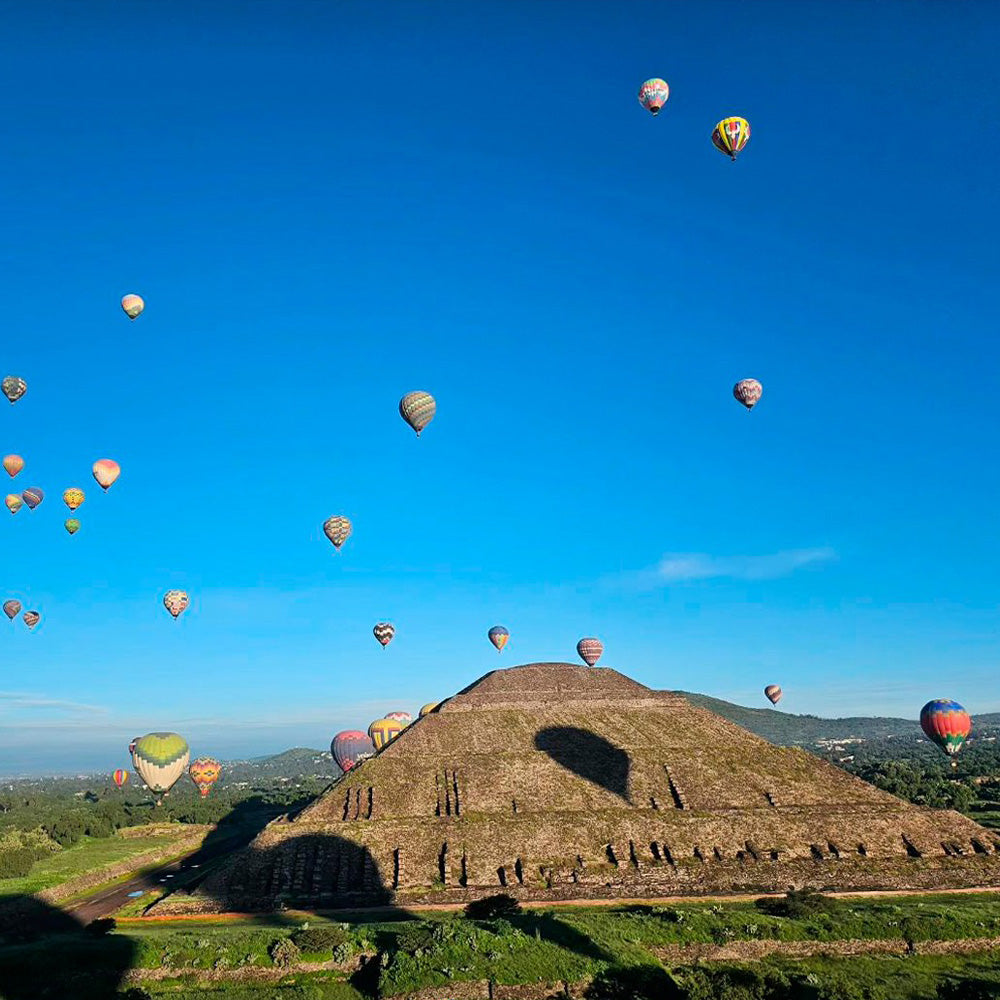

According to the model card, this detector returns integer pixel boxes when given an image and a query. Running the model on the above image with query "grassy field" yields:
[0,831,190,898]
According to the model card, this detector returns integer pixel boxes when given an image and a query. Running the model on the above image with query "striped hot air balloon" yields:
[373,622,395,648]
[22,611,40,629]
[92,459,121,491]
[121,294,145,319]
[764,684,782,706]
[2,377,26,405]
[399,392,436,436]
[733,379,763,411]
[3,600,21,620]
[488,625,509,652]
[920,700,971,767]
[331,730,376,772]
[113,769,129,789]
[712,116,751,160]
[323,515,352,550]
[132,732,190,794]
[368,717,404,750]
[2,455,23,478]
[577,637,603,666]
[21,488,43,510]
[189,757,221,797]
[638,78,670,115]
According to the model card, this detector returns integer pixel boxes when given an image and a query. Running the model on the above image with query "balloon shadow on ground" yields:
[534,726,631,803]
[0,896,135,1000]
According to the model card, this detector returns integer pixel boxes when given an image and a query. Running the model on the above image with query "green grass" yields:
[0,832,189,898]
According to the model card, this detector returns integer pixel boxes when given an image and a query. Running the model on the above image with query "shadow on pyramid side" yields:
[153,663,1000,914]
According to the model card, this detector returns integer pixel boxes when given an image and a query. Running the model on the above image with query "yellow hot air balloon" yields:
[2,455,23,478]
[419,702,440,718]
[92,459,120,491]
[63,488,85,511]
[368,717,404,750]
[5,494,22,514]
[121,294,145,319]
[712,116,751,160]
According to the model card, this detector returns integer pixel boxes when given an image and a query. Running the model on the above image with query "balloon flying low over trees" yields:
[920,700,971,766]
[113,769,129,789]
[189,757,221,797]
[132,733,190,794]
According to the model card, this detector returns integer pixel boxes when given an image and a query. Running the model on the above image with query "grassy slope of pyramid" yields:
[157,663,1000,913]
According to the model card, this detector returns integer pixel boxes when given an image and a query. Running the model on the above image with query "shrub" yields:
[0,847,36,878]
[395,921,437,955]
[938,978,1000,1000]
[86,917,117,936]
[291,925,349,954]
[754,889,843,919]
[464,893,521,920]
[269,936,301,967]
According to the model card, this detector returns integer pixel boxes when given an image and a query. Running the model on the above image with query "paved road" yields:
[67,833,247,924]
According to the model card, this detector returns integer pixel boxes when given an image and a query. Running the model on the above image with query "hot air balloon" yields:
[189,757,221,797]
[163,590,190,619]
[121,294,145,319]
[323,515,352,550]
[63,488,85,510]
[132,732,190,794]
[920,700,971,766]
[368,717,404,750]
[21,488,43,510]
[399,391,436,436]
[2,377,26,405]
[128,737,139,758]
[577,637,603,666]
[419,702,440,718]
[65,518,81,535]
[712,116,751,160]
[331,730,376,773]
[733,379,763,411]
[764,684,782,706]
[385,711,412,726]
[22,611,40,629]
[3,600,21,620]
[638,78,670,115]
[5,494,22,514]
[92,459,121,491]
[373,622,395,648]
[2,455,23,478]
[113,769,129,789]
[488,625,509,653]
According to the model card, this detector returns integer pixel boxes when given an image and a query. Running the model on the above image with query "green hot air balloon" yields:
[132,732,190,796]
[65,518,81,535]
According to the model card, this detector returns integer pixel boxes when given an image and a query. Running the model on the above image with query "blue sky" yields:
[0,0,998,775]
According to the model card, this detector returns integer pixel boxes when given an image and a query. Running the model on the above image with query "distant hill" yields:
[679,692,1000,746]
[220,747,339,784]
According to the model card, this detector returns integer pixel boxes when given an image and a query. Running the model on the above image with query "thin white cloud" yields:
[0,693,109,716]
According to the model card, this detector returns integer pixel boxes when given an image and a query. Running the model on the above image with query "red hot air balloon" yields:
[331,730,376,772]
[577,637,603,666]
[113,769,129,789]
[733,379,763,411]
[920,699,971,767]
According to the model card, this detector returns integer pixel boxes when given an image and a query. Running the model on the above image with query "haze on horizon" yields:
[0,0,997,776]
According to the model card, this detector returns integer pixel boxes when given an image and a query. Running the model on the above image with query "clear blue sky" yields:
[1,0,998,775]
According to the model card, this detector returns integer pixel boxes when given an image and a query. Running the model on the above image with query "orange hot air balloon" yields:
[2,455,23,478]
[189,757,221,797]
[92,459,120,491]
[113,769,129,789]
[121,294,145,319]
[63,488,85,511]
[5,494,22,514]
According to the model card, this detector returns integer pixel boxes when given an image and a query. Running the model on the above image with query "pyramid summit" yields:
[158,662,1000,913]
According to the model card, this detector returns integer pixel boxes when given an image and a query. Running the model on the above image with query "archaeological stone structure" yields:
[154,662,1000,914]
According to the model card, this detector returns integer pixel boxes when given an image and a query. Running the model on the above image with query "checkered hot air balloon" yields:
[920,700,971,767]
[733,379,763,411]
[638,78,670,115]
[488,625,509,653]
[764,684,782,706]
[373,622,395,648]
[331,731,376,772]
[132,732,190,794]
[189,757,221,797]
[577,637,603,666]
[163,590,190,619]
[712,116,751,160]
[2,377,26,405]
[3,455,23,478]
[121,294,145,319]
[399,391,436,436]
[323,515,352,550]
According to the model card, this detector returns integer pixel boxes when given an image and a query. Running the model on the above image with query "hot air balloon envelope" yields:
[331,730,376,772]
[713,116,751,159]
[189,757,221,797]
[638,78,670,115]
[419,702,440,718]
[63,488,85,510]
[920,700,971,758]
[385,711,412,725]
[488,626,509,652]
[399,391,436,436]
[21,488,43,510]
[577,637,603,666]
[5,494,22,514]
[3,600,21,620]
[368,718,404,750]
[764,684,782,705]
[733,379,763,411]
[323,516,352,550]
[2,455,23,478]
[163,590,190,619]
[373,622,395,648]
[92,459,121,490]
[22,611,40,629]
[121,294,145,319]
[2,377,26,404]
[113,769,129,789]
[65,518,81,535]
[132,732,190,793]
